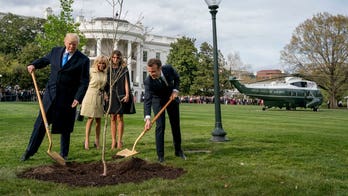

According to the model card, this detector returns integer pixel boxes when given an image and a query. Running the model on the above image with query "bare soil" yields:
[18,157,186,187]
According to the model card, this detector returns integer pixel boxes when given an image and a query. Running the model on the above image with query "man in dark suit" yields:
[144,58,186,163]
[21,33,90,161]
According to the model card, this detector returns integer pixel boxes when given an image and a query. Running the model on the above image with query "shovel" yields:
[116,97,174,158]
[31,72,66,166]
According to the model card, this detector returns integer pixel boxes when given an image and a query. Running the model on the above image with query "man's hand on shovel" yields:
[143,94,176,132]
[144,119,152,131]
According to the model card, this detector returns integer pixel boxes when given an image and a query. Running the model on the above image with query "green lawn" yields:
[0,102,347,195]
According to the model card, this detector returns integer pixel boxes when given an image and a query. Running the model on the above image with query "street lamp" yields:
[205,0,227,142]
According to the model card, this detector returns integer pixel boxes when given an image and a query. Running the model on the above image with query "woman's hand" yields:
[121,95,129,103]
[71,99,79,108]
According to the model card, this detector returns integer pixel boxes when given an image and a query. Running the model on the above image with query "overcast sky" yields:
[1,0,347,72]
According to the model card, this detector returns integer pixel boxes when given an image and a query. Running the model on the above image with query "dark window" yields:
[131,70,134,83]
[156,52,160,59]
[143,51,148,62]
[291,82,307,87]
[143,71,147,82]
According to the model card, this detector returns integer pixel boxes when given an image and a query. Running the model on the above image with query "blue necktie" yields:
[62,53,69,67]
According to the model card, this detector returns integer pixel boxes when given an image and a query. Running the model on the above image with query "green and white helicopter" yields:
[229,76,323,111]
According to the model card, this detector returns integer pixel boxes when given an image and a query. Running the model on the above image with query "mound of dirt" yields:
[18,157,186,187]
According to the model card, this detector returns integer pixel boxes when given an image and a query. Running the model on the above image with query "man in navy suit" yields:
[21,33,90,161]
[144,58,186,163]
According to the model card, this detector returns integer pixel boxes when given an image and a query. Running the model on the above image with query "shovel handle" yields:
[131,98,174,151]
[150,97,174,125]
[31,72,53,149]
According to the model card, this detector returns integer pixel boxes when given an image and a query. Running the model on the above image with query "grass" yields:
[0,101,347,195]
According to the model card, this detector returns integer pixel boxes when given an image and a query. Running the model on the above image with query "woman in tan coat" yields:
[80,55,108,150]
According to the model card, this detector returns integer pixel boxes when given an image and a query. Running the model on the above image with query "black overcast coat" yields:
[31,46,90,133]
[143,64,180,117]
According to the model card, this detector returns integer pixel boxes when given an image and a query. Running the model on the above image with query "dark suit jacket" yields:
[143,65,180,117]
[31,47,90,133]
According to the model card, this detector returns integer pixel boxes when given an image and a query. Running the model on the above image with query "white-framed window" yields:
[143,51,148,62]
[156,52,160,59]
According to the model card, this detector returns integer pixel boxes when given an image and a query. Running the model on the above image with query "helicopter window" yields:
[291,82,307,87]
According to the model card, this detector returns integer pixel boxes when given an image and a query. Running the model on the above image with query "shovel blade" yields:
[116,148,139,158]
[47,151,66,166]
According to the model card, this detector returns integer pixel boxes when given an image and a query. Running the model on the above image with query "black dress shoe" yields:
[158,156,164,163]
[175,151,187,160]
[60,153,68,160]
[20,151,30,161]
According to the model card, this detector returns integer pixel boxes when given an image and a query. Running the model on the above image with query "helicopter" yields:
[229,76,323,111]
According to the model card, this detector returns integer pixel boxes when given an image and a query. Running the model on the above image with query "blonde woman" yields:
[80,55,108,150]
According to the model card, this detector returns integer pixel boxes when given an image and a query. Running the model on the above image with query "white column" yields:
[113,40,118,50]
[137,43,142,85]
[136,43,144,103]
[127,40,133,84]
[96,38,102,56]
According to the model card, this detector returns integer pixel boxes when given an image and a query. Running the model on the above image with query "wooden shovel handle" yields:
[131,98,174,151]
[151,97,174,125]
[31,72,53,149]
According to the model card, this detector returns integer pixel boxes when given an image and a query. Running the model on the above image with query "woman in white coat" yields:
[80,56,108,150]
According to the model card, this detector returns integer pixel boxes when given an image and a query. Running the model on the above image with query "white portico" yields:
[77,16,176,102]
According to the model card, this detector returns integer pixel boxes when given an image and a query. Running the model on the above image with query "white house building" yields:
[75,15,177,102]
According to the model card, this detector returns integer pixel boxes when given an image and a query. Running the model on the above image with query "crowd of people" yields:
[179,95,262,105]
[0,87,37,102]
[1,88,260,106]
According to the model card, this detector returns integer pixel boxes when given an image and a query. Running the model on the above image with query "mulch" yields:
[17,157,186,187]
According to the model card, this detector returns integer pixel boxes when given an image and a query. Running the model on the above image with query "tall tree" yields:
[226,52,251,77]
[0,13,44,57]
[190,42,228,96]
[166,36,199,95]
[190,42,214,96]
[18,43,48,89]
[0,13,45,89]
[36,0,86,53]
[218,50,232,93]
[281,12,348,108]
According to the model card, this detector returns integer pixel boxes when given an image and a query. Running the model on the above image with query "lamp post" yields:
[205,0,227,142]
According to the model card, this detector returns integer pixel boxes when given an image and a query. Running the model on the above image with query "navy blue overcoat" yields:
[31,47,90,133]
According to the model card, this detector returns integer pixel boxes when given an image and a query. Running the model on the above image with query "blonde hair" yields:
[121,57,127,68]
[64,33,80,43]
[93,55,109,72]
